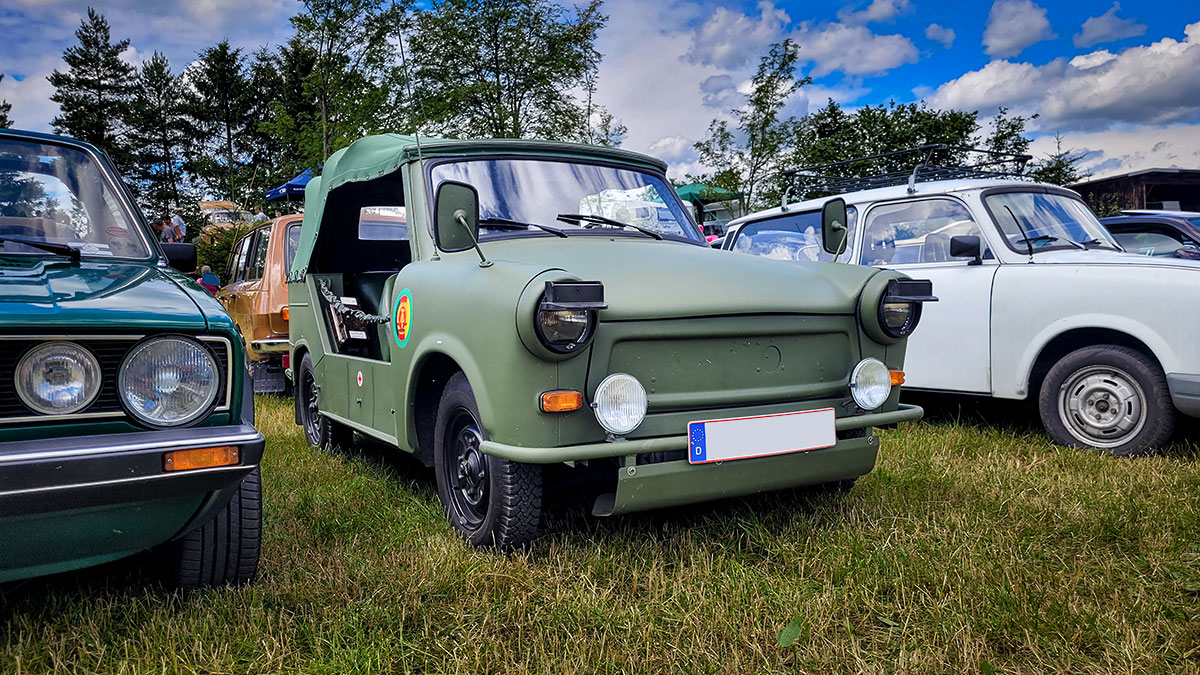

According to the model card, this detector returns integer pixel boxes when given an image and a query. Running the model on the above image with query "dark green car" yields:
[0,129,264,588]
[289,134,930,551]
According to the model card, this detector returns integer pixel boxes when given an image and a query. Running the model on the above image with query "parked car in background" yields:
[288,134,931,551]
[1099,211,1200,261]
[723,147,1200,456]
[0,128,264,588]
[217,215,302,393]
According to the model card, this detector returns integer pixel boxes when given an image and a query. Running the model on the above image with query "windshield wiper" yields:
[0,236,81,263]
[1080,238,1113,250]
[479,216,568,238]
[556,213,664,240]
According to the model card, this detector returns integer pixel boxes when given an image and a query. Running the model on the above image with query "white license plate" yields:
[687,408,836,464]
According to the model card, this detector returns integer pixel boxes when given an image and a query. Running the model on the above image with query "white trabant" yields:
[723,178,1200,456]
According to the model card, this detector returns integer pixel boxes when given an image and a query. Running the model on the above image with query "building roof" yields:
[1071,167,1200,189]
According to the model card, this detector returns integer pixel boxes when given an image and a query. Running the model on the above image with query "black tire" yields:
[433,373,541,551]
[1038,345,1175,457]
[297,352,353,451]
[163,467,262,589]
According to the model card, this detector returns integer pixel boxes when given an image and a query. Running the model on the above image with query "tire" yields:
[1038,345,1175,457]
[297,352,353,451]
[433,373,541,551]
[163,467,262,589]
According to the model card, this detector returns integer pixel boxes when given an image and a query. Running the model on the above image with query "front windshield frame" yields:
[0,134,155,261]
[424,155,704,246]
[980,187,1119,255]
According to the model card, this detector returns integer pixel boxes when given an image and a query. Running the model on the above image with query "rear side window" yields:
[285,223,302,270]
[731,207,858,262]
[248,228,270,280]
[228,234,253,282]
[359,206,408,241]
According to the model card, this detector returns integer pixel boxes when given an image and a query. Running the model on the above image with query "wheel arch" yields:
[291,342,311,426]
[1026,327,1164,400]
[408,349,467,467]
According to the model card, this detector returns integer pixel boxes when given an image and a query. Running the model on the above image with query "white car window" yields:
[860,198,987,266]
[730,207,858,263]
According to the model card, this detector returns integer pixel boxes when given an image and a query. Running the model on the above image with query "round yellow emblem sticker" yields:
[393,288,413,348]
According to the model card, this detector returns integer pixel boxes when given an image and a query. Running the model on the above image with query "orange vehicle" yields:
[217,215,302,393]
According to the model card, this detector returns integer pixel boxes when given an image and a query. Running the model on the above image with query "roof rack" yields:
[781,144,1032,202]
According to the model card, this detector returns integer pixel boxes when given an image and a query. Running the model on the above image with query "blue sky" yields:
[2,0,1198,179]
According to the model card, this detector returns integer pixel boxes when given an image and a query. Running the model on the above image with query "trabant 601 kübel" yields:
[0,129,264,588]
[288,134,931,550]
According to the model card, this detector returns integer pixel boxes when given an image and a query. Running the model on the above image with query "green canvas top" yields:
[674,182,740,203]
[289,134,670,279]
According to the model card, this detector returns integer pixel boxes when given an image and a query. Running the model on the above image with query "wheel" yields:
[433,373,541,551]
[162,467,262,589]
[1038,345,1175,457]
[297,352,353,450]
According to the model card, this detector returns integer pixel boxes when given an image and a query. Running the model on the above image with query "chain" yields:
[317,278,392,325]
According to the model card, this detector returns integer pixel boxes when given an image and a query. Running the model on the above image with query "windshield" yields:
[984,191,1117,252]
[0,137,151,259]
[430,158,701,243]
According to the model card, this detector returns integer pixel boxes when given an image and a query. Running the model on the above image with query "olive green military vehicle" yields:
[288,134,931,550]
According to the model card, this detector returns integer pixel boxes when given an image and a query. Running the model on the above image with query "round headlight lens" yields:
[119,337,220,427]
[881,301,913,330]
[592,373,647,436]
[15,341,101,415]
[536,306,595,353]
[850,358,892,410]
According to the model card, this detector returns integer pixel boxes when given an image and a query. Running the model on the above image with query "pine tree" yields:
[0,74,12,128]
[1029,132,1090,186]
[125,53,195,218]
[187,41,251,202]
[46,8,135,171]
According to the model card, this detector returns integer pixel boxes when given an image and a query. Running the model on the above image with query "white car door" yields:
[860,197,997,393]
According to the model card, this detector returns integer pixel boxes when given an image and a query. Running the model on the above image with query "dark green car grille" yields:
[0,336,230,423]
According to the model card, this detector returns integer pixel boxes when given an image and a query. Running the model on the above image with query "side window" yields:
[359,206,408,240]
[285,223,302,270]
[860,198,986,266]
[229,235,252,283]
[731,206,858,263]
[248,228,270,280]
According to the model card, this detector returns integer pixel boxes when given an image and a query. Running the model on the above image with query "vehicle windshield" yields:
[430,158,701,243]
[985,191,1117,252]
[730,207,858,262]
[0,137,151,260]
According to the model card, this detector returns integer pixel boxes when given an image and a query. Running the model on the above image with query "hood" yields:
[1031,248,1200,270]
[0,259,209,330]
[484,236,875,320]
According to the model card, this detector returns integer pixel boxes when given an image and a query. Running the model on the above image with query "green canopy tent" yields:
[674,183,742,234]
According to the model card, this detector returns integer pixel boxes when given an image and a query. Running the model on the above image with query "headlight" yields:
[119,337,220,427]
[850,358,891,410]
[536,308,592,349]
[15,341,101,415]
[879,300,920,337]
[592,373,647,436]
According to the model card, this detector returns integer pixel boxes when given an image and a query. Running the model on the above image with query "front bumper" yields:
[0,423,264,517]
[1167,373,1200,418]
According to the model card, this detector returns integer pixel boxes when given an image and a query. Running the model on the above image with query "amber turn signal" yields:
[540,390,583,413]
[164,446,239,472]
[282,306,290,321]
[890,370,905,386]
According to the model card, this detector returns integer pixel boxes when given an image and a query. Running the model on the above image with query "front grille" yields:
[0,335,230,423]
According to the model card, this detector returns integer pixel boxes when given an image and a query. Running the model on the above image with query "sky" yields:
[1,0,1198,180]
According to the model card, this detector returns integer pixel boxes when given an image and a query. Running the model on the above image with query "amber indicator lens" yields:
[540,390,584,413]
[163,445,239,472]
[890,370,905,386]
[282,306,290,321]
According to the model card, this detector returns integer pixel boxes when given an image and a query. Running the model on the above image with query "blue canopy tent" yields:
[265,168,314,202]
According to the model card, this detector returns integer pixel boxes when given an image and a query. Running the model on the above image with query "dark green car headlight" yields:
[16,341,102,415]
[534,281,605,354]
[119,337,220,427]
[536,308,593,349]
[879,300,919,337]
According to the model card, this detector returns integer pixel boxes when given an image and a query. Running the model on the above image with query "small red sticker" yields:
[356,371,364,387]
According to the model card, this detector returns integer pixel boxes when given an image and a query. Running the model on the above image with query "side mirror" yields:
[950,235,982,265]
[434,180,480,253]
[161,242,196,273]
[821,198,848,256]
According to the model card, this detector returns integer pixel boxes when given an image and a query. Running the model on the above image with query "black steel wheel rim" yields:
[443,408,489,530]
[302,369,321,446]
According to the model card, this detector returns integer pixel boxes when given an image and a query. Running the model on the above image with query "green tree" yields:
[47,8,135,172]
[694,39,810,210]
[0,74,12,128]
[1029,132,1090,186]
[409,0,610,142]
[125,53,195,218]
[187,41,252,202]
[291,0,408,162]
[982,106,1036,173]
[250,39,323,190]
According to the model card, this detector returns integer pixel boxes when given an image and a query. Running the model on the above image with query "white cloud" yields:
[1074,2,1146,48]
[790,21,919,77]
[983,0,1056,58]
[925,23,955,48]
[686,1,789,69]
[929,23,1200,130]
[1027,123,1200,179]
[0,56,64,130]
[836,0,911,25]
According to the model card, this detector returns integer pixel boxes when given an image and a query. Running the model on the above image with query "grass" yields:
[3,394,1200,673]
